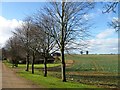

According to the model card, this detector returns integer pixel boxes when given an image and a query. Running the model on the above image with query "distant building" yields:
[53,52,61,57]
[53,52,61,62]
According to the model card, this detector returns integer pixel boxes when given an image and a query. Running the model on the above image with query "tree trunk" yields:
[61,1,66,82]
[26,53,29,71]
[32,51,35,74]
[44,57,47,77]
[61,47,66,82]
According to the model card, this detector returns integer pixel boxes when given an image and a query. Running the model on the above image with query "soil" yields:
[65,60,74,67]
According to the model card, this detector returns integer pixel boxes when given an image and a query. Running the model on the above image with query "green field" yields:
[65,54,118,73]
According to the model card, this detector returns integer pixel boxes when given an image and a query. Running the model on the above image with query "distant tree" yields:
[80,51,83,55]
[4,36,21,67]
[2,48,7,60]
[86,51,89,55]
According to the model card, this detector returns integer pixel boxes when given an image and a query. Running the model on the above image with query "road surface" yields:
[2,61,41,88]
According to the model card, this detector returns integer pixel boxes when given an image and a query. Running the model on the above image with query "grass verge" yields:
[17,70,104,89]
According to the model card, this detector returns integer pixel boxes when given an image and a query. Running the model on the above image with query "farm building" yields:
[18,52,55,64]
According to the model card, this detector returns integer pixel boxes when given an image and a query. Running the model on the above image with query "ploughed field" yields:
[48,54,119,88]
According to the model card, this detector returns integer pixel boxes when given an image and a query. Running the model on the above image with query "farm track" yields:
[2,62,41,88]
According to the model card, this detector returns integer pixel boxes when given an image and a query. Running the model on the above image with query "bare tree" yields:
[13,17,33,71]
[109,17,120,32]
[26,22,46,74]
[102,2,119,13]
[41,1,94,82]
[33,15,58,77]
[4,36,21,67]
[25,22,38,74]
[102,2,119,31]
[13,16,57,75]
[2,48,6,60]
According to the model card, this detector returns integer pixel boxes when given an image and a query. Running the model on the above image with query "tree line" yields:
[2,2,95,82]
[2,2,118,82]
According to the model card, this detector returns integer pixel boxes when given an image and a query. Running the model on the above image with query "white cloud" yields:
[64,28,118,54]
[96,29,115,39]
[0,16,23,47]
[88,38,118,54]
[87,28,118,54]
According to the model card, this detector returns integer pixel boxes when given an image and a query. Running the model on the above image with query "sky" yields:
[0,1,119,54]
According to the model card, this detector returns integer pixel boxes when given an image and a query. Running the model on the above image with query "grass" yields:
[3,60,60,69]
[17,63,61,69]
[17,70,103,89]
